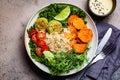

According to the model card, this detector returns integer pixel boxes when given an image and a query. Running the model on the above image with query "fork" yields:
[78,43,116,80]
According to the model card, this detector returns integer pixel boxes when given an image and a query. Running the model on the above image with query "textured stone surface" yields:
[0,0,120,80]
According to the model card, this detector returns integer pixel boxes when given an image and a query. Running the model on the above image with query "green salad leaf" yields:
[27,26,35,33]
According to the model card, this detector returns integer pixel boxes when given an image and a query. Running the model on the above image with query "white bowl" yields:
[24,3,98,76]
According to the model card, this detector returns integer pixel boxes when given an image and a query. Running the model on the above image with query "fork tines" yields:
[102,43,116,55]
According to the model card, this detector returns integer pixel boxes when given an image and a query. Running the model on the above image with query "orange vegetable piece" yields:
[84,25,88,29]
[70,39,77,47]
[68,15,78,25]
[68,25,77,34]
[73,43,88,53]
[75,37,82,44]
[78,28,93,43]
[73,18,85,30]
[64,33,76,40]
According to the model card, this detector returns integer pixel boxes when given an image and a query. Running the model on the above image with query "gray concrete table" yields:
[0,0,120,80]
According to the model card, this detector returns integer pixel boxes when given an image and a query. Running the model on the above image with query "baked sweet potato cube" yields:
[64,33,76,40]
[78,28,93,43]
[68,25,77,34]
[73,43,88,54]
[73,18,85,30]
[68,15,79,26]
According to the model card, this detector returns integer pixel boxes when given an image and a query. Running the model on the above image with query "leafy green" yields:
[27,25,35,33]
[48,50,88,75]
[70,6,86,20]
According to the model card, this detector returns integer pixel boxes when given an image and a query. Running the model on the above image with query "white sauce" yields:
[89,0,113,15]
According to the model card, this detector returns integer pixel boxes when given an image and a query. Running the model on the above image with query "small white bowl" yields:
[88,0,116,17]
